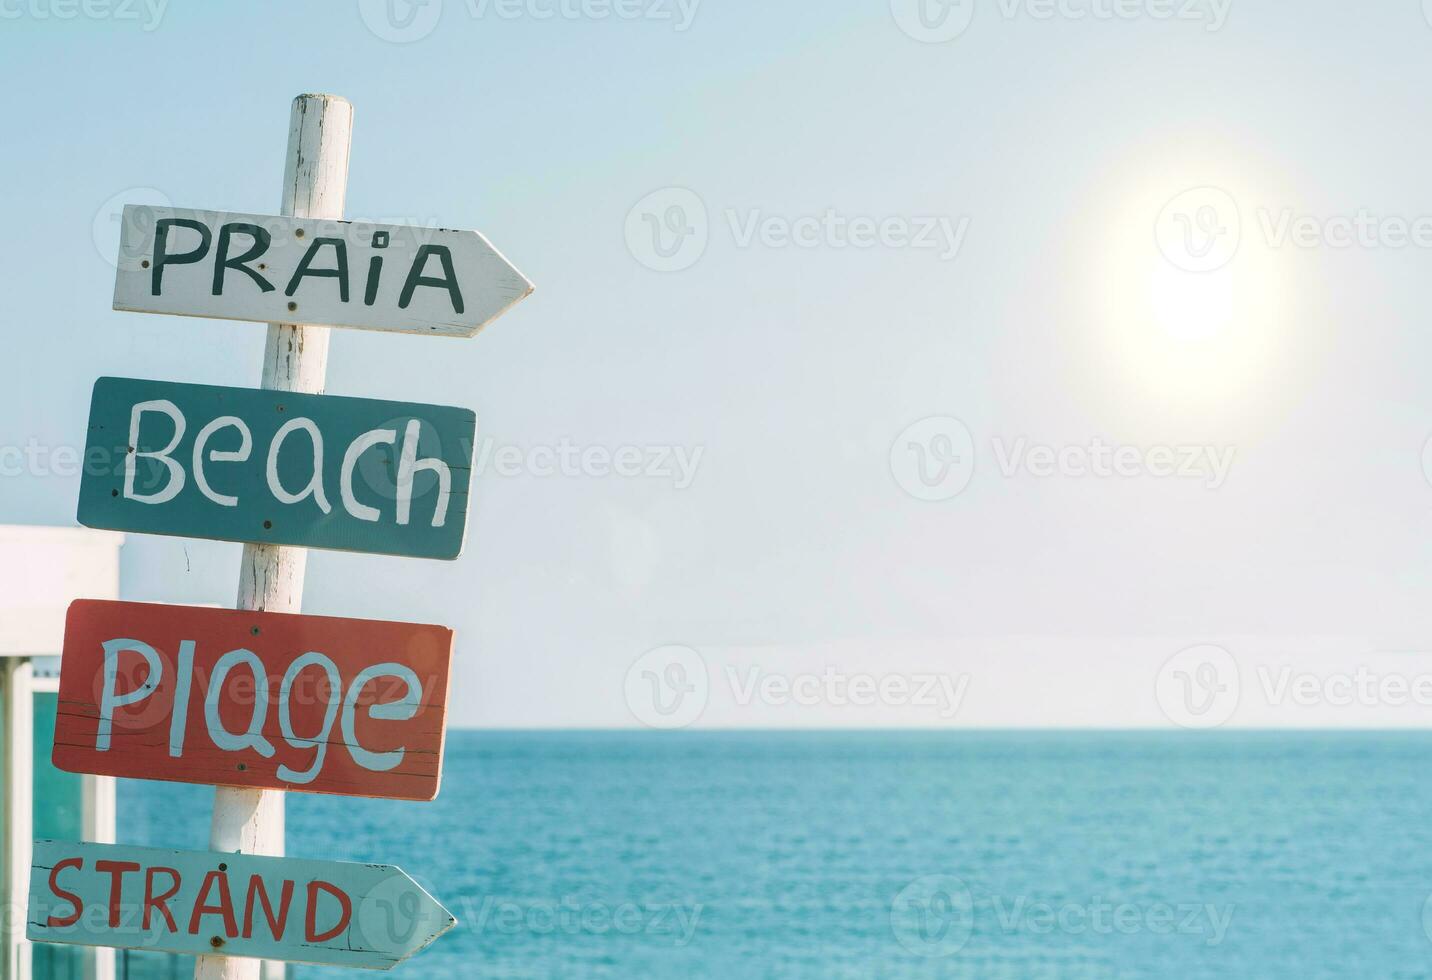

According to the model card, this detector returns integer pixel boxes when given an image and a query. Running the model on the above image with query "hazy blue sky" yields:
[7,0,1432,727]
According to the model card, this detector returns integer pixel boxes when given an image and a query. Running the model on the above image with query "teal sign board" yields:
[28,839,457,970]
[77,377,476,559]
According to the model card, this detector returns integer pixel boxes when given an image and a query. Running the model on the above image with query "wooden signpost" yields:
[27,93,533,978]
[52,600,452,801]
[114,206,533,338]
[78,377,477,560]
[28,840,455,970]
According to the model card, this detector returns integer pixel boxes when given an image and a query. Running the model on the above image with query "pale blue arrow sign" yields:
[28,840,456,970]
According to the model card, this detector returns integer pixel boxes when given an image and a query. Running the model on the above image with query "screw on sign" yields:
[52,600,453,801]
[27,841,456,970]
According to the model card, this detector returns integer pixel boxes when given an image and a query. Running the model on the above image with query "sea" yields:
[102,731,1432,979]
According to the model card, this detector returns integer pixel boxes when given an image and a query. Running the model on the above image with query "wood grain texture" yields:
[52,600,453,801]
[28,840,456,970]
[111,205,533,339]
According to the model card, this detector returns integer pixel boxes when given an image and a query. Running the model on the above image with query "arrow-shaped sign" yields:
[112,205,532,338]
[28,840,456,970]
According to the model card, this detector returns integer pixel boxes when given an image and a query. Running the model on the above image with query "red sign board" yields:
[53,600,452,801]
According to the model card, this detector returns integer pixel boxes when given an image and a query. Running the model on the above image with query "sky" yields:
[6,0,1432,728]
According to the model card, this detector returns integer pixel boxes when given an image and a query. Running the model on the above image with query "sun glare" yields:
[1082,163,1292,416]
[1148,261,1235,343]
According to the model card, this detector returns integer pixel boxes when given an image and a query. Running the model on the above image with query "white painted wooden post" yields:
[193,93,353,980]
[1,658,34,980]
[81,775,116,980]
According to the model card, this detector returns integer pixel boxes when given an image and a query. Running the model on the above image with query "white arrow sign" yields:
[112,205,532,338]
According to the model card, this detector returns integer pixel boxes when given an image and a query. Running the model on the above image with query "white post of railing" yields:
[193,92,353,980]
[1,657,34,980]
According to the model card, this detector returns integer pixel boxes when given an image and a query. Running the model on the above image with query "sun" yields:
[1079,159,1293,417]
[1148,260,1236,343]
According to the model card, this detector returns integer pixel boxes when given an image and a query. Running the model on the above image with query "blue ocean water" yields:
[112,731,1432,979]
